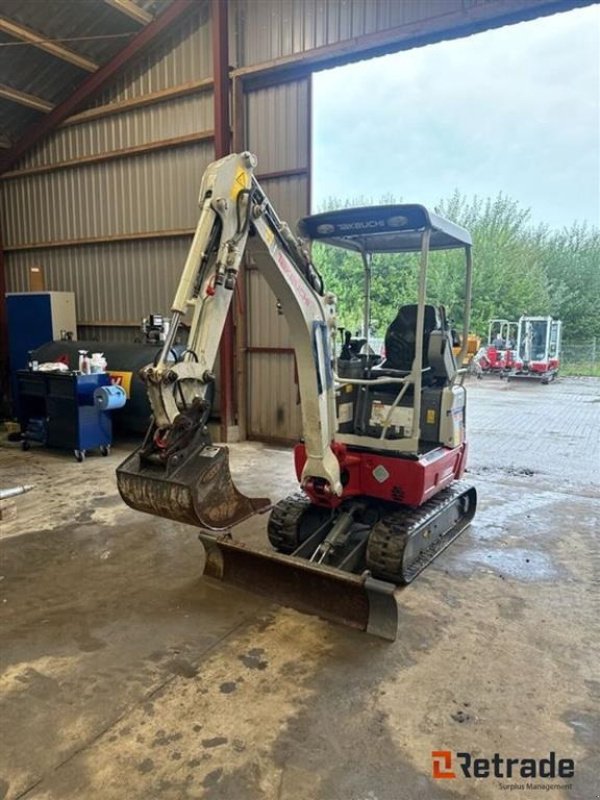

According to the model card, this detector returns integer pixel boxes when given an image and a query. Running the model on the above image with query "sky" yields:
[312,5,600,230]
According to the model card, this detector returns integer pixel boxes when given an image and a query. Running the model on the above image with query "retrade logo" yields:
[432,751,456,779]
[431,750,575,782]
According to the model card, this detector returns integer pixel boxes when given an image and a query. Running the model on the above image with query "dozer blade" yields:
[117,444,270,530]
[199,534,399,640]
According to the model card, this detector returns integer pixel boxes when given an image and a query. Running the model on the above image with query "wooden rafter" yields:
[0,0,195,174]
[0,84,53,113]
[102,0,153,25]
[0,16,98,72]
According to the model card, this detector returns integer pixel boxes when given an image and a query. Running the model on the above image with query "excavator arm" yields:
[117,152,342,529]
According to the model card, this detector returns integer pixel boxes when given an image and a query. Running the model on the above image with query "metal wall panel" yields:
[234,0,463,66]
[4,237,192,323]
[1,142,212,247]
[16,94,214,171]
[246,268,292,349]
[245,175,309,353]
[0,4,220,421]
[244,80,310,439]
[91,4,212,106]
[247,82,309,173]
[247,353,301,440]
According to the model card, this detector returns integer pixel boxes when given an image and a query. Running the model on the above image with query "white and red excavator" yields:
[117,152,477,640]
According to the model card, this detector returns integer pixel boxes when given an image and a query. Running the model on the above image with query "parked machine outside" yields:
[116,152,477,640]
[506,316,561,383]
[474,318,518,376]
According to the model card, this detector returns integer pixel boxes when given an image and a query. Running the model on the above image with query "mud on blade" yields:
[199,534,399,640]
[117,443,270,530]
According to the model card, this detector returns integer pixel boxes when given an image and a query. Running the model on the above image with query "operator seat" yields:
[384,304,440,373]
[380,304,456,385]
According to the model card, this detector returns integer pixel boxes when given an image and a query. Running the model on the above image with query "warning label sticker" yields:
[108,371,133,398]
[372,464,390,484]
[338,403,353,424]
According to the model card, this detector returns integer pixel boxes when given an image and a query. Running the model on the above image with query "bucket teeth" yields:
[116,443,270,530]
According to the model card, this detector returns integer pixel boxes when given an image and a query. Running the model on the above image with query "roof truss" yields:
[0,0,194,174]
[0,16,98,72]
[102,0,153,25]
[0,83,53,113]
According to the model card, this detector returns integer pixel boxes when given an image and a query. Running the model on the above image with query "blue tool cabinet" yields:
[17,371,112,462]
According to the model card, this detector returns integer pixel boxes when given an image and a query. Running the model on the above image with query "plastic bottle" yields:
[90,353,107,373]
[27,350,38,371]
[78,350,90,374]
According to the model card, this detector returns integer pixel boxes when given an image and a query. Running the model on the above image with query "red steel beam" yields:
[212,0,235,441]
[0,0,195,175]
[212,0,230,160]
[0,222,8,403]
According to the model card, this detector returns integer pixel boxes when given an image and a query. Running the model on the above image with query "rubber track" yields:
[366,481,475,584]
[267,492,312,553]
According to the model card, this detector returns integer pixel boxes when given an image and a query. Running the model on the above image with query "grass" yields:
[560,363,600,378]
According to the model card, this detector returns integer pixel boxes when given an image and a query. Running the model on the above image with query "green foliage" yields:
[313,192,600,343]
[542,223,600,341]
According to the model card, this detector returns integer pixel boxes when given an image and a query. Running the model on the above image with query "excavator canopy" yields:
[299,204,472,253]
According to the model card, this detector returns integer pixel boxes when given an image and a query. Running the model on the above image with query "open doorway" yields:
[311,6,599,349]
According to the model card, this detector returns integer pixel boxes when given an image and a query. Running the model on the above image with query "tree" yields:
[542,223,600,341]
[313,192,599,343]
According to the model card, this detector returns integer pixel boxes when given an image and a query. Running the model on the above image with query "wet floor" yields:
[0,377,598,799]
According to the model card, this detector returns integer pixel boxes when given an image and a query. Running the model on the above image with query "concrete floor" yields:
[0,377,598,800]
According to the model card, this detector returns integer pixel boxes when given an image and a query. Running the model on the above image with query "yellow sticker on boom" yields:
[231,166,250,199]
[426,408,436,424]
[263,226,275,247]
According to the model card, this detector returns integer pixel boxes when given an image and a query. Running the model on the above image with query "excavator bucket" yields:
[116,444,270,530]
[199,534,399,640]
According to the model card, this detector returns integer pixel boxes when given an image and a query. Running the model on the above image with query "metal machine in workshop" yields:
[116,151,477,640]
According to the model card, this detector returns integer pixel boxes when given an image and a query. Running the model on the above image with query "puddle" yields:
[452,547,559,581]
[475,492,563,532]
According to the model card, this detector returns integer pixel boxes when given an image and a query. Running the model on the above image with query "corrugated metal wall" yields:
[5,237,191,327]
[2,143,211,246]
[233,0,467,66]
[2,5,213,345]
[244,79,311,440]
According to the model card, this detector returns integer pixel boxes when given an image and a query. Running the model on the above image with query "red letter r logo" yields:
[432,751,456,779]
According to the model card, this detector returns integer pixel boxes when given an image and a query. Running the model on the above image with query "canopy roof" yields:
[299,204,472,253]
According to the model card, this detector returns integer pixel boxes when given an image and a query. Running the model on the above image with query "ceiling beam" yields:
[234,0,597,88]
[0,0,195,174]
[0,83,53,113]
[103,0,153,25]
[0,16,98,72]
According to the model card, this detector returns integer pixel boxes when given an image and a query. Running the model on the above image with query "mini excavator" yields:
[117,152,477,640]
